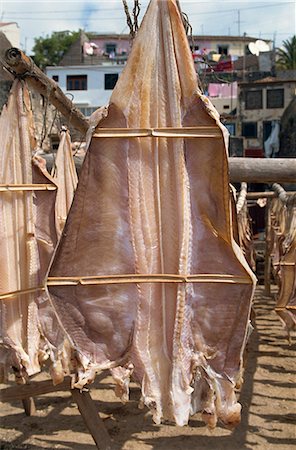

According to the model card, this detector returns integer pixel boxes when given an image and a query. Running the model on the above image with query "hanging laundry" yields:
[46,0,256,428]
[208,82,237,98]
[264,121,280,158]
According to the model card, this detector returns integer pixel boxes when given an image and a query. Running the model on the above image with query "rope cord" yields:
[122,0,141,41]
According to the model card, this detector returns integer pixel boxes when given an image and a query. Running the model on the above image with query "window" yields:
[105,73,119,90]
[225,123,236,136]
[50,135,60,152]
[52,75,59,82]
[242,122,257,138]
[218,45,229,55]
[67,75,87,91]
[267,89,284,108]
[78,106,99,117]
[105,43,117,55]
[245,90,262,110]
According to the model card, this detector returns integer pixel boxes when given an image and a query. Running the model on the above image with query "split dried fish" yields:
[46,0,256,427]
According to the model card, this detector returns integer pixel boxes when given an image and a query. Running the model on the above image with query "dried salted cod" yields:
[37,127,78,383]
[236,185,256,272]
[0,80,52,380]
[0,80,68,383]
[274,199,296,335]
[46,0,256,427]
[51,126,78,237]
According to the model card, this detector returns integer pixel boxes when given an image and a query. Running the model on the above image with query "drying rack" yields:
[0,375,111,449]
[0,125,242,449]
[0,179,112,449]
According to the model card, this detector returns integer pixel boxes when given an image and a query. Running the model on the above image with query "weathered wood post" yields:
[264,199,272,296]
[4,47,89,135]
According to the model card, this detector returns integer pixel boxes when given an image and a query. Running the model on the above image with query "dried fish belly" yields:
[51,127,78,237]
[46,0,256,427]
[0,81,49,379]
[0,81,72,383]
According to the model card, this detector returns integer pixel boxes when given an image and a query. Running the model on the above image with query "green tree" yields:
[32,30,80,69]
[277,35,296,70]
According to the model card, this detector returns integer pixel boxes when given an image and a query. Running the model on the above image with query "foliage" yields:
[276,35,296,70]
[32,30,80,69]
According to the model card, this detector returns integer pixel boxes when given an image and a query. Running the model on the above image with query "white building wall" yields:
[46,65,124,111]
[209,97,237,115]
[0,22,20,47]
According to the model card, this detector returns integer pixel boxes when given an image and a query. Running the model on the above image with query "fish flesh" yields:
[236,184,256,272]
[51,126,78,237]
[46,0,256,427]
[271,196,296,336]
[0,81,70,384]
[0,80,56,380]
[36,125,78,383]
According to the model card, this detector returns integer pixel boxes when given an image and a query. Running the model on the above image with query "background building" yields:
[46,32,273,118]
[236,77,296,157]
[0,22,20,48]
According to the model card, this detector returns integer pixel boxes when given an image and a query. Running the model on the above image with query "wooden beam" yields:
[60,153,296,185]
[229,158,296,183]
[40,152,296,183]
[0,377,71,402]
[247,191,296,200]
[264,200,272,296]
[22,397,36,416]
[272,183,289,203]
[71,388,112,450]
[4,48,89,135]
[1,377,112,450]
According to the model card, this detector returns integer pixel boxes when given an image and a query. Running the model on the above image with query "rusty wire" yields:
[122,0,141,41]
[133,0,141,34]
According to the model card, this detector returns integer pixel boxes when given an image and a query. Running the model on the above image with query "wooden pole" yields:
[40,151,296,184]
[4,48,89,135]
[247,191,296,200]
[0,377,72,402]
[0,377,112,450]
[264,199,272,296]
[229,158,296,183]
[22,398,36,416]
[71,388,112,450]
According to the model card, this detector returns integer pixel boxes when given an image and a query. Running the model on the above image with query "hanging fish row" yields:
[0,80,77,385]
[269,194,296,336]
[0,0,256,429]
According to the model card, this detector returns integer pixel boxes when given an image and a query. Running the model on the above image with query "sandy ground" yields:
[0,285,295,450]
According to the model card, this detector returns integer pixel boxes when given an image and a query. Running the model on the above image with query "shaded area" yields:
[0,286,295,449]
